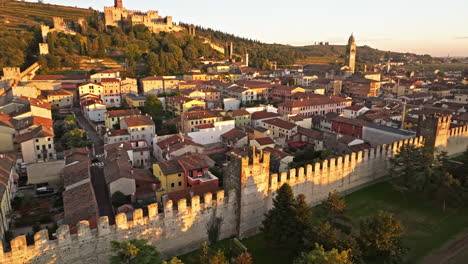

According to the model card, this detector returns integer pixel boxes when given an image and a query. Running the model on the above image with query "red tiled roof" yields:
[122,115,154,127]
[0,114,14,128]
[255,137,276,146]
[332,116,368,127]
[231,109,250,117]
[15,126,54,143]
[182,110,221,120]
[263,118,297,130]
[101,78,120,83]
[107,129,129,137]
[251,111,280,120]
[221,128,247,141]
[196,123,215,129]
[106,109,141,118]
[344,105,366,111]
[280,95,351,108]
[264,147,290,159]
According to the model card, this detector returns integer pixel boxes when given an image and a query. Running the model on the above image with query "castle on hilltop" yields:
[0,116,467,263]
[104,0,183,33]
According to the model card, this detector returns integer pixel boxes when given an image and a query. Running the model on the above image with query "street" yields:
[73,108,114,223]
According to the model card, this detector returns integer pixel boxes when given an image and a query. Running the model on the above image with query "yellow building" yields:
[125,94,147,108]
[183,72,207,81]
[167,96,206,116]
[181,110,223,133]
[153,160,184,202]
[44,89,74,108]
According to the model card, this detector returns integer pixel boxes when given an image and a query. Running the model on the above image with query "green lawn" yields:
[179,182,468,264]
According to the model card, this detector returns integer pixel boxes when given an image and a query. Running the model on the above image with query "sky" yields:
[29,0,468,56]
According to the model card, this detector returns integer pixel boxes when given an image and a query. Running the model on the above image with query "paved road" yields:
[73,108,114,223]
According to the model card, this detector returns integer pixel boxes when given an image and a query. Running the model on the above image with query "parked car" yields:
[36,187,55,196]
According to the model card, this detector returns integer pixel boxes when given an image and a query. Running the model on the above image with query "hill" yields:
[0,0,431,74]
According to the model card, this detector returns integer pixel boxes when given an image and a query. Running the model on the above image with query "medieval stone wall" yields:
[0,190,238,264]
[1,123,467,263]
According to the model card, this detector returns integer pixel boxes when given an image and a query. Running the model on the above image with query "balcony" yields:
[187,170,218,185]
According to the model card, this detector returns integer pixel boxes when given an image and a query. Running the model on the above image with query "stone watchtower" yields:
[225,42,234,59]
[224,147,270,239]
[417,114,451,149]
[346,34,356,73]
[188,24,196,36]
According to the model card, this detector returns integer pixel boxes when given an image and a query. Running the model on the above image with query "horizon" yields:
[26,0,468,57]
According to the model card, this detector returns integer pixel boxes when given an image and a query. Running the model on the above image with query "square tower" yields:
[417,114,451,149]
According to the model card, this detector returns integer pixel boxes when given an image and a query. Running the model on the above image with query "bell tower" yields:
[115,0,123,8]
[346,34,357,73]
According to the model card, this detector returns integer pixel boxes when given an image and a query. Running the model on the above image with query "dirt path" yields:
[422,230,468,264]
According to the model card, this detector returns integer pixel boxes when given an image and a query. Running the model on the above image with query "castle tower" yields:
[346,34,357,73]
[188,24,196,36]
[39,43,49,55]
[40,24,50,42]
[115,0,123,8]
[224,147,270,239]
[242,50,249,67]
[417,114,451,149]
[225,42,233,59]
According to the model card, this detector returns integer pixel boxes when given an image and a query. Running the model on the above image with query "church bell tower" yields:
[346,34,356,73]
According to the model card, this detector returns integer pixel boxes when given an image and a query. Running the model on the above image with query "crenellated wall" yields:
[1,124,467,263]
[0,190,238,264]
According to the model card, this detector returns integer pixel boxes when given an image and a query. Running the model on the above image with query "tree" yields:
[143,94,163,118]
[294,194,313,251]
[389,145,433,192]
[162,257,184,264]
[262,184,307,251]
[64,129,90,149]
[198,242,229,264]
[111,191,127,207]
[109,239,161,264]
[293,243,351,264]
[146,52,161,76]
[359,210,406,262]
[233,253,253,264]
[318,191,351,234]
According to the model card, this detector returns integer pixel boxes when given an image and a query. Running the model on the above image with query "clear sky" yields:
[30,0,468,56]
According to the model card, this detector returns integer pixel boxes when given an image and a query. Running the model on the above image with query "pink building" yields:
[278,95,352,116]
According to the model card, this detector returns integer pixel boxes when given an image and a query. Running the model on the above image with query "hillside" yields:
[0,0,92,31]
[0,0,431,73]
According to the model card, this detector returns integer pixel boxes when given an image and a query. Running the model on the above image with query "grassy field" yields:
[179,181,468,264]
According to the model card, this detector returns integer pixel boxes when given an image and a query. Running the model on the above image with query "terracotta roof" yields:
[280,95,351,108]
[156,154,214,175]
[15,126,54,143]
[345,105,367,111]
[263,118,297,130]
[231,109,250,117]
[228,85,249,93]
[264,147,290,159]
[221,128,247,141]
[45,89,74,96]
[32,75,88,81]
[62,148,98,227]
[251,110,280,120]
[196,123,215,129]
[106,109,141,118]
[254,137,276,146]
[18,97,52,110]
[12,116,53,131]
[107,129,129,137]
[0,153,16,198]
[170,95,196,104]
[297,127,323,140]
[0,114,14,128]
[338,135,359,145]
[182,110,221,120]
[332,116,368,127]
[122,115,154,127]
